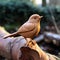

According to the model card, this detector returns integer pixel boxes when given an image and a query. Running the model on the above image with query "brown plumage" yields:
[3,14,43,38]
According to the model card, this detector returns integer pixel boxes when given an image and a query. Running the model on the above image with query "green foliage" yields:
[0,1,60,32]
[0,1,41,32]
[0,1,41,24]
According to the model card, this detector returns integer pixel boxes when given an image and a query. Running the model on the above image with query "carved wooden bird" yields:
[3,14,43,38]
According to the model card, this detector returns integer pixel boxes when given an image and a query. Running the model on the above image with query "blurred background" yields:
[0,0,60,58]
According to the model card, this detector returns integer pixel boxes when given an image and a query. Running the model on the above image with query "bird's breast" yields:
[36,23,40,36]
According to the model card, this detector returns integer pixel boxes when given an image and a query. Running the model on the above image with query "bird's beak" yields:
[39,16,43,21]
[40,16,43,18]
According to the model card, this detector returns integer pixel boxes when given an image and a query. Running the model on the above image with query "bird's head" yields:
[28,14,43,23]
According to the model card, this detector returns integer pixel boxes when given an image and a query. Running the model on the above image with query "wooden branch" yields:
[0,26,57,60]
[44,32,60,46]
[34,34,44,43]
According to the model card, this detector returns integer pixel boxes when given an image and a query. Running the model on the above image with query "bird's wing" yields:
[17,23,35,33]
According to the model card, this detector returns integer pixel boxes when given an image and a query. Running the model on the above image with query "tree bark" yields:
[0,26,57,60]
[44,32,60,46]
[42,0,47,6]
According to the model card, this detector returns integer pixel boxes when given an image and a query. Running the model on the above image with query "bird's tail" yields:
[3,32,18,39]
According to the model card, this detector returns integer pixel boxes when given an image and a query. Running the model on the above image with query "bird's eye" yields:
[34,17,36,19]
